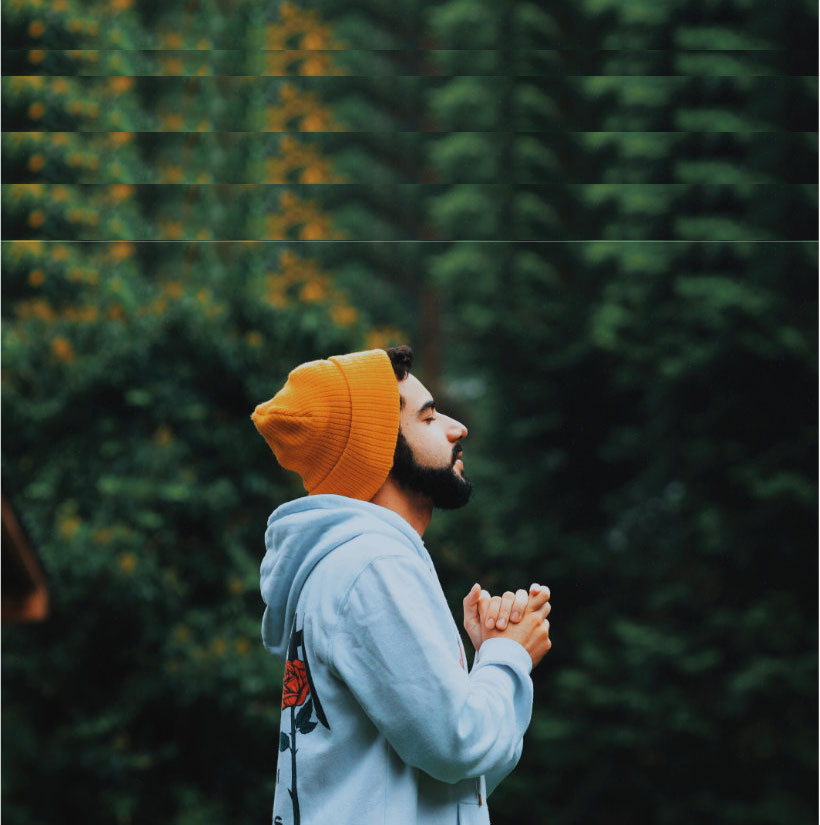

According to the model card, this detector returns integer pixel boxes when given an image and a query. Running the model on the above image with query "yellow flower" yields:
[228,577,244,595]
[330,303,358,327]
[235,638,251,656]
[300,220,328,240]
[28,268,45,286]
[119,553,137,573]
[211,638,227,656]
[51,336,75,362]
[58,514,81,539]
[17,298,55,320]
[160,113,184,130]
[160,31,184,48]
[108,76,134,94]
[160,57,184,75]
[28,49,45,64]
[110,241,134,261]
[28,209,46,227]
[161,280,183,299]
[300,280,326,302]
[110,131,134,146]
[28,20,45,37]
[301,113,330,132]
[160,221,184,239]
[302,31,330,50]
[51,132,68,145]
[300,57,329,77]
[28,101,45,120]
[28,154,45,172]
[245,330,263,348]
[110,184,134,202]
[366,326,405,350]
[160,166,183,183]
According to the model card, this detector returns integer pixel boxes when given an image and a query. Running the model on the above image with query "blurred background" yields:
[1,0,817,823]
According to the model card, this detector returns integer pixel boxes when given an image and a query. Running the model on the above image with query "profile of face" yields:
[389,373,472,510]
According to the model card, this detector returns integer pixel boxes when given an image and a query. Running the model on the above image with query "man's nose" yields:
[446,417,468,441]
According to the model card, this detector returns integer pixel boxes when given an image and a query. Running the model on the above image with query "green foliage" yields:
[2,238,368,824]
[3,0,816,823]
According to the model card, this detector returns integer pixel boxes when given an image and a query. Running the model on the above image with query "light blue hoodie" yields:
[260,494,533,825]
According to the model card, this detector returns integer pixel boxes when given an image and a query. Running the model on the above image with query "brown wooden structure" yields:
[2,495,49,622]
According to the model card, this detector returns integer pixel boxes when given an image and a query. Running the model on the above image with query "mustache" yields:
[452,445,463,464]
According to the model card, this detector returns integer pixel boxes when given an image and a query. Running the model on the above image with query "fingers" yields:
[494,591,517,630]
[484,595,502,629]
[478,583,552,631]
[496,589,529,629]
[527,584,551,612]
[509,588,528,623]
[477,589,491,622]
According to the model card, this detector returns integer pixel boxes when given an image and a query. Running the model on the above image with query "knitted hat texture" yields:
[251,349,400,501]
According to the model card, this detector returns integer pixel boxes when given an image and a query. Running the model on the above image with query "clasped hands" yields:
[463,583,552,667]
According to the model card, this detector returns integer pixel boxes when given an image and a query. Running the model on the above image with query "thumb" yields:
[464,583,481,610]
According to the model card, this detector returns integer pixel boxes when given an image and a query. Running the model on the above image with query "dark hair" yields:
[384,345,413,381]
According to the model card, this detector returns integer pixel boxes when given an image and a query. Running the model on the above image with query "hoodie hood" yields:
[260,494,430,658]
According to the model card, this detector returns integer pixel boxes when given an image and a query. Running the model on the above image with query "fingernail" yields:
[497,620,506,629]
[486,618,494,628]
[511,612,520,621]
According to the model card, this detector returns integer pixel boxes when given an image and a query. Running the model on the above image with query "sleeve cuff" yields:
[474,637,533,676]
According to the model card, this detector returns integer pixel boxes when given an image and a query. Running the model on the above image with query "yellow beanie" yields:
[251,349,400,501]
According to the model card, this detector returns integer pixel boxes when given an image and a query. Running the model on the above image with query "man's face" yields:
[390,374,472,510]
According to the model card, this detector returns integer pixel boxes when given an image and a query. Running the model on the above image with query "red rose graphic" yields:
[282,658,310,709]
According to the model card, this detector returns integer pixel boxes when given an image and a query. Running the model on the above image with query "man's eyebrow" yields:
[417,399,436,416]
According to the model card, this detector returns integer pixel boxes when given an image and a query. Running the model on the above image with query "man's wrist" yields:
[474,637,533,675]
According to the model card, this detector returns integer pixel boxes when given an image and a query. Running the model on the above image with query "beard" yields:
[389,429,472,510]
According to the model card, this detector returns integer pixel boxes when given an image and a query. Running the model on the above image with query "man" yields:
[251,346,551,825]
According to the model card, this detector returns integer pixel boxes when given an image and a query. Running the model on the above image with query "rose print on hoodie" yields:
[282,659,310,709]
[278,614,329,825]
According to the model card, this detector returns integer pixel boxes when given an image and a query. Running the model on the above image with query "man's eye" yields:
[425,416,436,422]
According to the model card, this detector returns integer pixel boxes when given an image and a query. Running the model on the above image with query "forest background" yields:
[1,0,817,823]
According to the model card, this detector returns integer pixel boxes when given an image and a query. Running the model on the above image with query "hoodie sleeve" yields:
[472,640,527,796]
[328,551,533,785]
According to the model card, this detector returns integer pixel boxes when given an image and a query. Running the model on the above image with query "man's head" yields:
[384,346,472,510]
[250,345,471,509]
